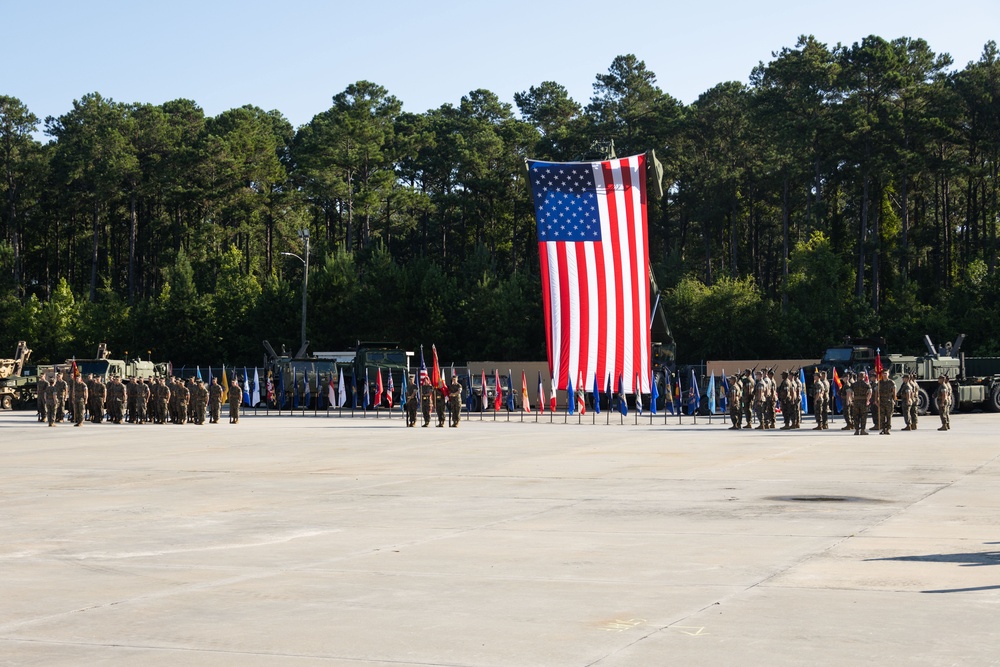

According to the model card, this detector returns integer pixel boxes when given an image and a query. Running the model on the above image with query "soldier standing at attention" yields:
[740,370,754,428]
[52,372,68,423]
[778,371,793,429]
[898,373,913,430]
[764,370,777,429]
[208,377,223,424]
[728,374,743,429]
[812,371,827,430]
[228,379,242,424]
[820,371,832,429]
[36,375,48,422]
[91,377,107,423]
[901,374,919,430]
[405,376,418,427]
[71,373,88,427]
[41,377,55,426]
[135,379,150,424]
[752,371,766,429]
[434,382,447,427]
[841,372,855,431]
[852,372,872,435]
[193,379,208,425]
[175,379,190,425]
[876,370,897,435]
[448,375,463,427]
[934,375,953,431]
[419,377,432,427]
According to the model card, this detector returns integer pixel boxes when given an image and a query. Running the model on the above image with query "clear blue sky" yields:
[4,0,996,135]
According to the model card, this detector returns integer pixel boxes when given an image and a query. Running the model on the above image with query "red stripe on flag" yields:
[555,242,571,391]
[538,243,553,380]
[602,161,626,390]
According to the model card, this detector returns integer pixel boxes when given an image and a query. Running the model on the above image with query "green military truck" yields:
[0,341,34,409]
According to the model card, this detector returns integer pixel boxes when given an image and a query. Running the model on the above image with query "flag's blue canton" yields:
[531,163,602,242]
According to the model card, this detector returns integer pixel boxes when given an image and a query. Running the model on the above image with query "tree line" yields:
[2,34,1000,367]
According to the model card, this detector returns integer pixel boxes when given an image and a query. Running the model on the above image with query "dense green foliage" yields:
[2,35,1000,365]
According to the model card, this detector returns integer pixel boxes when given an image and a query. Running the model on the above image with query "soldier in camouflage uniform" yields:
[71,373,88,427]
[752,371,766,429]
[900,374,919,431]
[155,378,170,424]
[41,377,55,426]
[208,377,223,424]
[852,372,872,435]
[740,369,754,428]
[405,376,418,427]
[52,372,68,423]
[434,383,447,427]
[448,376,463,427]
[728,374,743,429]
[106,376,124,424]
[90,377,106,423]
[36,375,48,422]
[175,379,190,425]
[420,377,432,427]
[876,370,897,435]
[778,371,793,429]
[135,380,150,424]
[764,370,777,429]
[840,372,855,430]
[192,379,208,425]
[934,375,952,431]
[812,371,827,430]
[228,379,241,424]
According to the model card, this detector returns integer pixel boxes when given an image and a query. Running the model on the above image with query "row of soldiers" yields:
[37,374,244,427]
[726,368,954,434]
[403,376,464,427]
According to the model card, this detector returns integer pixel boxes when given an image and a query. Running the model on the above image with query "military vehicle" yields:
[56,343,169,383]
[263,340,411,409]
[0,341,33,409]
[886,335,1000,414]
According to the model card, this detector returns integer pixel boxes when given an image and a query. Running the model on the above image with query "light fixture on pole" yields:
[281,228,310,358]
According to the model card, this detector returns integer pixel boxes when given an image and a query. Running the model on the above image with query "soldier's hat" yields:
[781,371,788,376]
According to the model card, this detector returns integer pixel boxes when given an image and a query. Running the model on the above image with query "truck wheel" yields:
[916,387,931,416]
[1,394,11,410]
[988,384,1000,413]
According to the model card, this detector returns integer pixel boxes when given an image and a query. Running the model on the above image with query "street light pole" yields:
[281,228,310,357]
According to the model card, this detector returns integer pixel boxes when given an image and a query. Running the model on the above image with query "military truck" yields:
[263,340,411,409]
[54,343,169,383]
[0,341,33,409]
[887,335,1000,414]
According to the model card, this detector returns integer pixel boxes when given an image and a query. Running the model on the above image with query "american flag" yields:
[528,154,651,394]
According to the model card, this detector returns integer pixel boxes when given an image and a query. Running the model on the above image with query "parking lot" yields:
[2,410,999,665]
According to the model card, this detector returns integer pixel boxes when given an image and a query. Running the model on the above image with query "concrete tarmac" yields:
[2,409,999,666]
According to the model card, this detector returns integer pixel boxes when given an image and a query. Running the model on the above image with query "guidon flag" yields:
[528,154,651,395]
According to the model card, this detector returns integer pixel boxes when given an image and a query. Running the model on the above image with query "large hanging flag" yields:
[576,371,586,416]
[537,371,546,414]
[506,371,515,411]
[481,369,488,412]
[363,367,371,409]
[528,154,651,396]
[431,345,442,389]
[650,369,659,415]
[720,370,729,413]
[337,367,347,408]
[687,368,700,415]
[374,368,384,407]
[494,369,503,411]
[799,367,809,415]
[593,372,601,415]
[706,374,717,415]
[617,373,628,417]
[832,367,843,413]
[387,370,395,409]
[252,367,261,408]
[521,371,531,413]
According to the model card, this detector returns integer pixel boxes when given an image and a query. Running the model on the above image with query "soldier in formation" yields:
[778,371,794,429]
[840,371,856,431]
[434,382,447,427]
[448,376,462,427]
[71,373,88,427]
[208,377,223,423]
[405,376,418,427]
[934,375,952,431]
[876,370,897,435]
[52,372,68,423]
[420,377,432,427]
[900,374,919,430]
[852,371,872,435]
[228,379,241,423]
[740,370,753,428]
[135,379,150,424]
[727,374,743,429]
[812,371,829,430]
